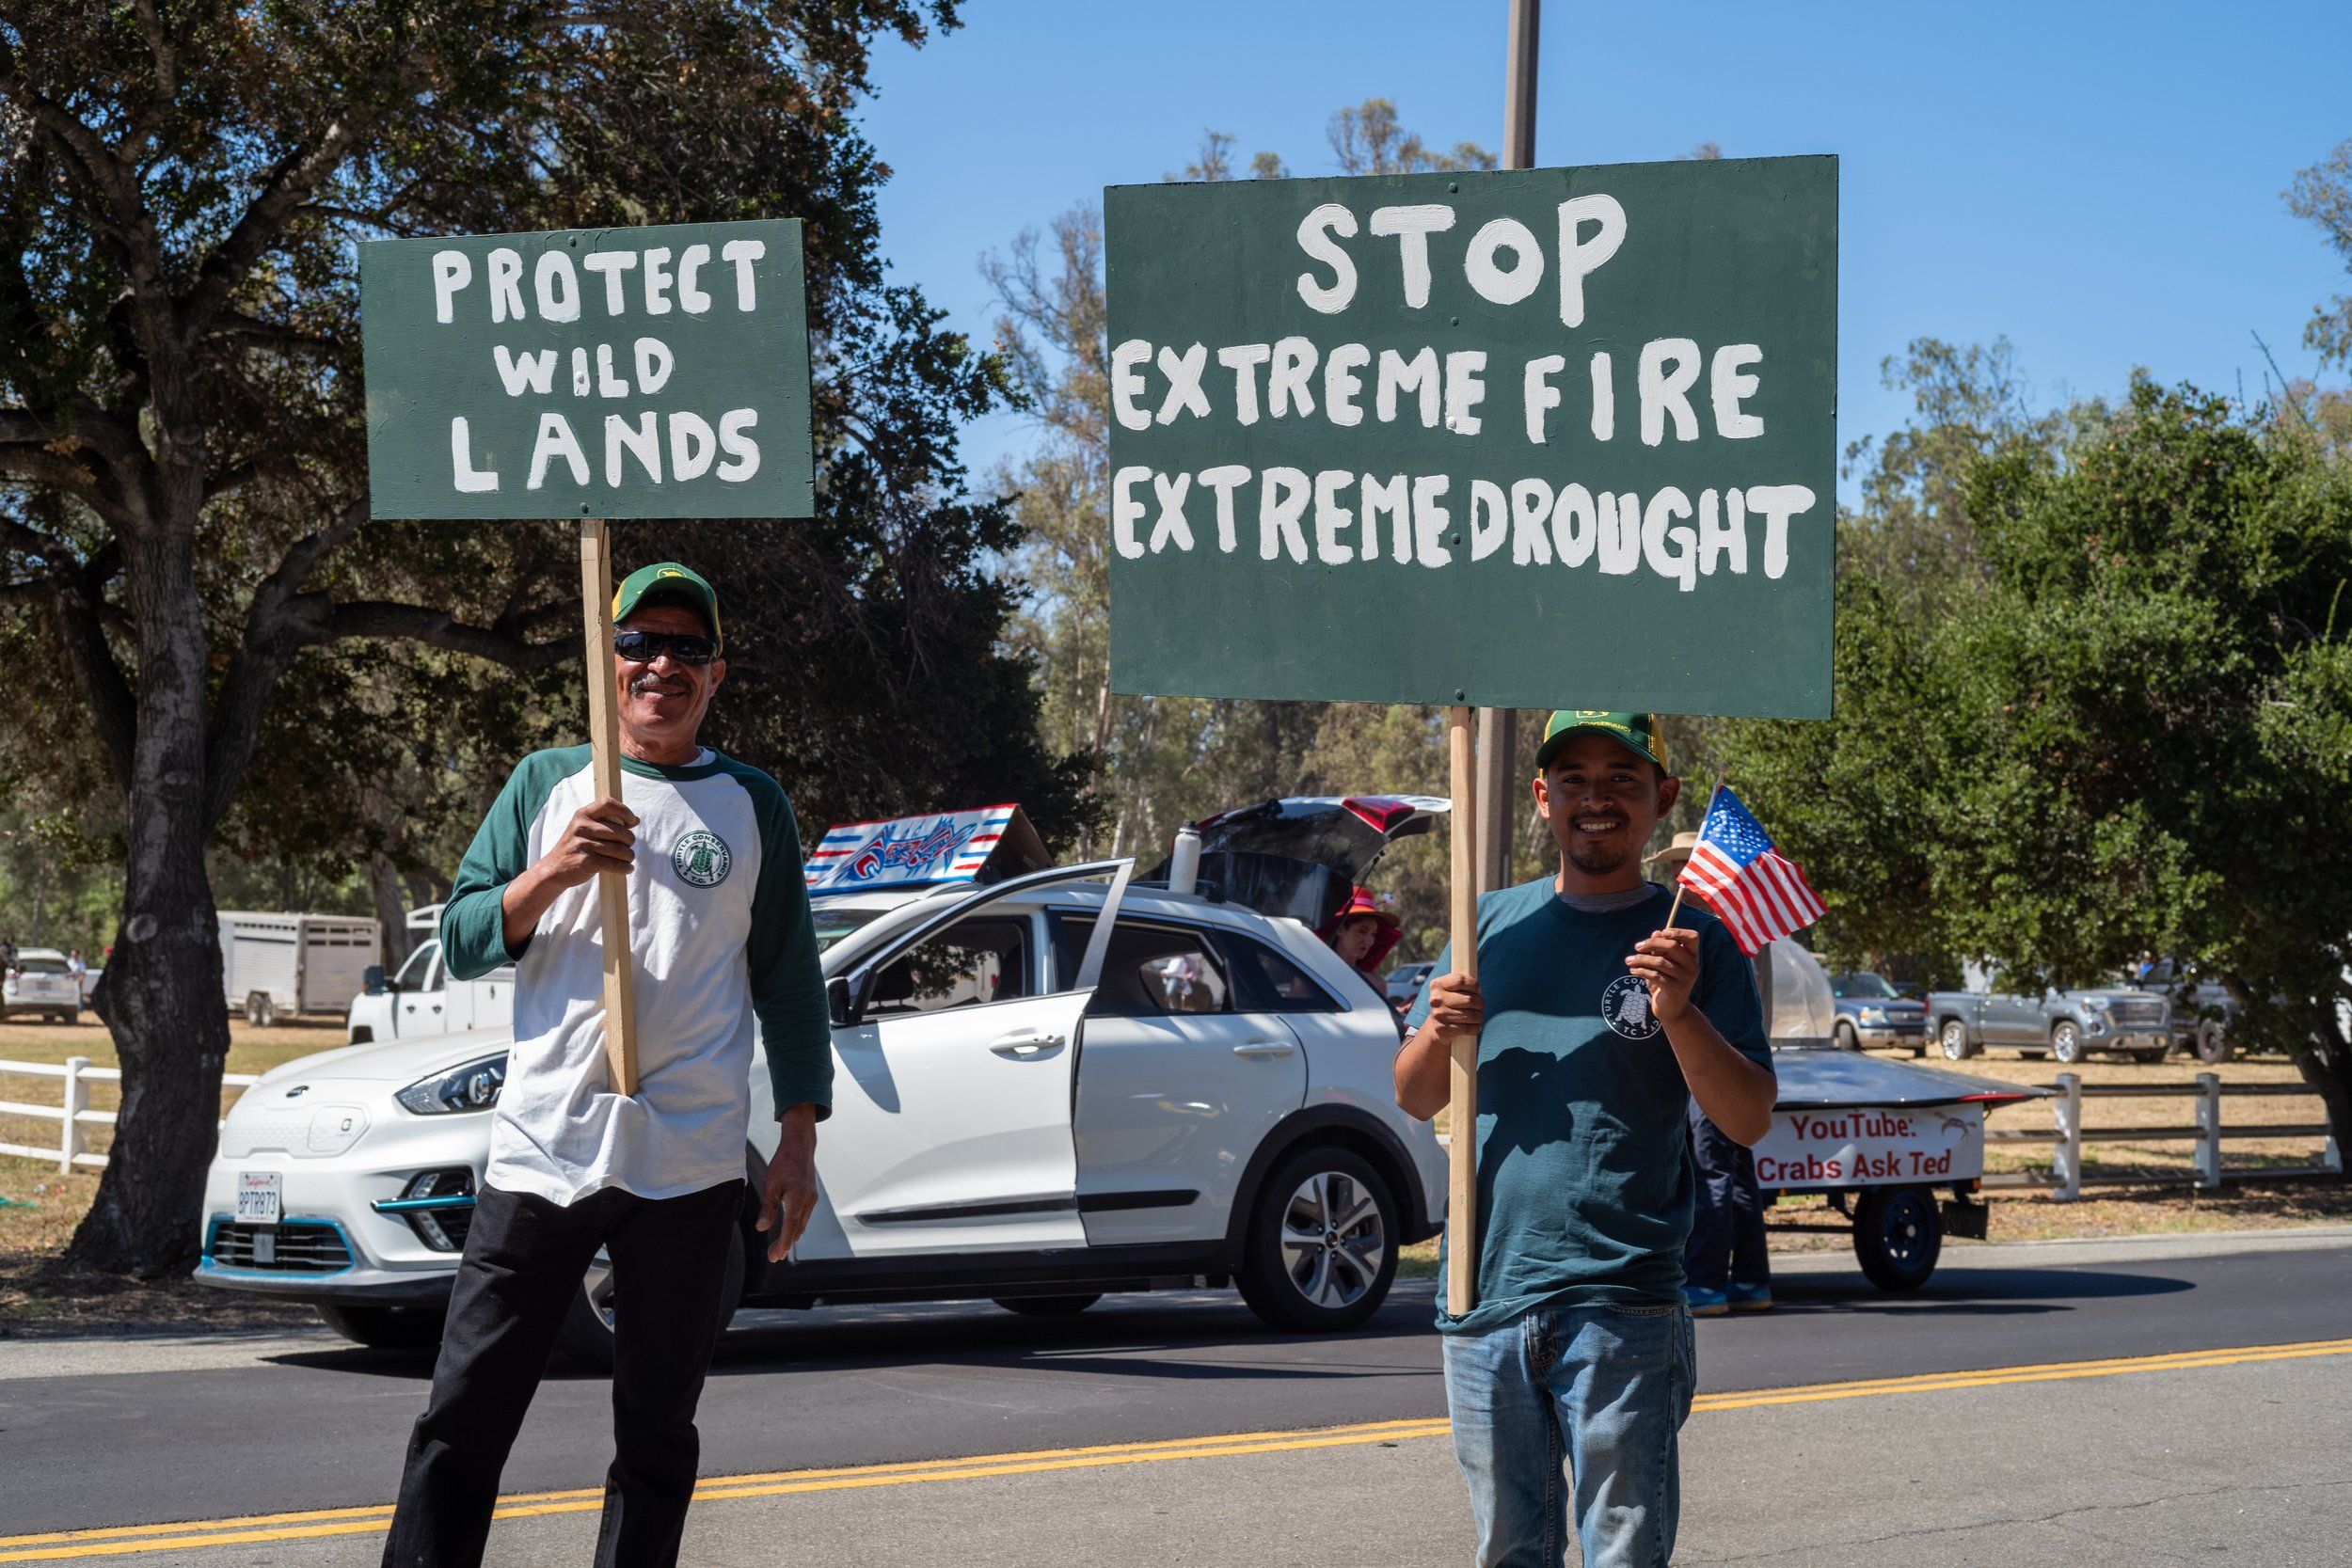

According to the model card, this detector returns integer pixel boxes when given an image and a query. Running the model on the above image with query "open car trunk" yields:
[1144,795,1451,928]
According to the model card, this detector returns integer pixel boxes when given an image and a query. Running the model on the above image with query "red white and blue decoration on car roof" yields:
[804,804,1020,892]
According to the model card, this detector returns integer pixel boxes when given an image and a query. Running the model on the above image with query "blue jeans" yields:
[1441,1301,1696,1567]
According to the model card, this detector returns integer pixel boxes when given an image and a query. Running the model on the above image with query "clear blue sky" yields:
[857,0,2350,495]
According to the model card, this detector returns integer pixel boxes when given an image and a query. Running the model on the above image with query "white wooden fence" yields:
[0,1056,262,1174]
[1983,1070,2344,1200]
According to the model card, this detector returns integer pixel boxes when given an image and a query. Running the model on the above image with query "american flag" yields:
[1677,786,1824,955]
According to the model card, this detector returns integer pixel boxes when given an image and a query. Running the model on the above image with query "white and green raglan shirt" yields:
[440,745,832,1206]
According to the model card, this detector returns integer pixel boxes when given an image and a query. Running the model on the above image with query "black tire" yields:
[1852,1185,1943,1291]
[1833,1021,1859,1053]
[1236,1145,1400,1333]
[993,1294,1103,1318]
[1937,1019,1976,1061]
[316,1303,444,1350]
[2051,1021,2087,1066]
[2195,1025,2233,1065]
[556,1229,747,1374]
[2130,1048,2167,1065]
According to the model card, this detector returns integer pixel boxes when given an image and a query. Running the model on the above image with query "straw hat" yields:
[1643,831,1700,875]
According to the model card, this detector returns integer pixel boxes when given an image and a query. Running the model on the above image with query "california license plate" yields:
[236,1171,282,1226]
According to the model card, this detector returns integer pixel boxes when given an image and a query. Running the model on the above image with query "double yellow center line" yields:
[8,1336,2347,1562]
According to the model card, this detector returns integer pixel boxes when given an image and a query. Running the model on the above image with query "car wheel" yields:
[1237,1146,1399,1333]
[2130,1048,2168,1065]
[1938,1020,1974,1061]
[2051,1021,2087,1065]
[246,991,277,1027]
[1833,1021,1859,1053]
[1852,1185,1943,1291]
[2195,1024,2233,1065]
[557,1232,747,1374]
[993,1294,1102,1318]
[315,1303,445,1350]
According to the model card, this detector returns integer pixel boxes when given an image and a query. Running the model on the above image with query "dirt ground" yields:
[4,1025,2344,1329]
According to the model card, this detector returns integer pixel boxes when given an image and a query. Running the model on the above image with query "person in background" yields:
[1646,832,1775,1317]
[67,949,87,990]
[1320,886,1403,1006]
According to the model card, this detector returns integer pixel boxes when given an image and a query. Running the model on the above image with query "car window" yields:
[393,941,439,990]
[1224,933,1346,1015]
[16,958,68,975]
[1050,918,1231,1018]
[867,916,1030,1017]
[811,903,886,953]
[1833,972,1899,999]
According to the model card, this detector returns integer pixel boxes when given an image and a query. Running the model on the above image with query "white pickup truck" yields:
[344,906,515,1045]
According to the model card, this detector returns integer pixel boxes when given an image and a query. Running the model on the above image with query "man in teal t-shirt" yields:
[1395,712,1775,1568]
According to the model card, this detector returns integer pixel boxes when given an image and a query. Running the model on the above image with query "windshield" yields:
[813,904,887,953]
[392,941,438,989]
[1832,972,1899,999]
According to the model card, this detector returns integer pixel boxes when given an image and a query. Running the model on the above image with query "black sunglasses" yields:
[613,630,719,666]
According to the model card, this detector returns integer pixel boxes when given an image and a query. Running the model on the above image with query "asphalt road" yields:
[6,1227,2350,1558]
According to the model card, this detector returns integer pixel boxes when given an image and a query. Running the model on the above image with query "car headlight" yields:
[1857,1006,1887,1023]
[395,1055,507,1116]
[2081,996,2111,1009]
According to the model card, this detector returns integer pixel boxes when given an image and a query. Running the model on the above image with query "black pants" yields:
[382,1179,744,1568]
[1684,1101,1770,1293]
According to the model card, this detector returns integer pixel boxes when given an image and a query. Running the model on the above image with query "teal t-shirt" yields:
[1406,878,1772,1333]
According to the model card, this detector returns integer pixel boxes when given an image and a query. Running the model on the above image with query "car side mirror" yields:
[827,975,858,1028]
[362,965,387,996]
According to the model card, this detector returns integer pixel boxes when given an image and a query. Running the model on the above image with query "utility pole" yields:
[1475,0,1540,899]
[1448,0,1544,1322]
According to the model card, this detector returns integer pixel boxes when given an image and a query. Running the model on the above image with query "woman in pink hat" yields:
[1321,886,1404,1013]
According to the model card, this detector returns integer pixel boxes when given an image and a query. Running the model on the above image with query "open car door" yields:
[798,860,1134,1259]
[1146,796,1450,928]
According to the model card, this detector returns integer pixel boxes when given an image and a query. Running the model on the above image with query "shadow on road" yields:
[257,1263,2203,1384]
[1760,1264,2196,1317]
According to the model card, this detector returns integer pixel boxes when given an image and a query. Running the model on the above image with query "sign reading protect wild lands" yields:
[1104,157,1836,718]
[362,219,814,520]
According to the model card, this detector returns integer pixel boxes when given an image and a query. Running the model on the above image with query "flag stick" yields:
[578,517,640,1096]
[1661,775,1726,932]
[1445,705,1482,1319]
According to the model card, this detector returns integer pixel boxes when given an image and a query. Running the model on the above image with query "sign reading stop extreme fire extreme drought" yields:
[361,218,814,521]
[1104,155,1837,718]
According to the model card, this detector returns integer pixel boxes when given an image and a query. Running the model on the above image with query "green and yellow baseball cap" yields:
[612,562,722,651]
[1534,710,1671,775]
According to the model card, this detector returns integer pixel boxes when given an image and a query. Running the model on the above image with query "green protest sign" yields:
[1104,156,1836,719]
[361,219,814,520]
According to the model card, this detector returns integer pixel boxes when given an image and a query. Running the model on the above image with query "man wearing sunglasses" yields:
[383,562,831,1568]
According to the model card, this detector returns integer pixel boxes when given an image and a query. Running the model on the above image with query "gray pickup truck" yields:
[1926,980,2170,1065]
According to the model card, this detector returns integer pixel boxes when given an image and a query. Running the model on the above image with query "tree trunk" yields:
[2288,1028,2352,1164]
[66,494,231,1276]
[366,851,415,972]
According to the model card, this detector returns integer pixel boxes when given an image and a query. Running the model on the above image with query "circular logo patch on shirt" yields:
[672,830,733,889]
[1600,973,1662,1039]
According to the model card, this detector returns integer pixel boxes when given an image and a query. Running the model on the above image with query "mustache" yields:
[628,673,691,696]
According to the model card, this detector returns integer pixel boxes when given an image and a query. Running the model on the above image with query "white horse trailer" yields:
[219,912,382,1025]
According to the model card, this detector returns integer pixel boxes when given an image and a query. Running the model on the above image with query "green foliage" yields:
[2288,136,2352,369]
[1726,372,2352,1133]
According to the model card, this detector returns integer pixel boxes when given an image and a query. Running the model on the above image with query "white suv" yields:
[3,948,84,1022]
[196,855,1444,1366]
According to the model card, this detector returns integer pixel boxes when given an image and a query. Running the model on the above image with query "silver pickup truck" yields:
[1926,982,2170,1065]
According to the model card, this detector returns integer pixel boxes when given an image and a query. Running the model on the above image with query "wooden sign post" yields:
[1446,705,1482,1316]
[577,518,641,1092]
[361,219,816,1097]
